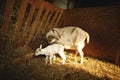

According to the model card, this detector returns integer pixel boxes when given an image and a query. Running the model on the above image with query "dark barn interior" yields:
[0,0,120,80]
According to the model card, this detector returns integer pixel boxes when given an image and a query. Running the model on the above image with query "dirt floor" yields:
[0,47,120,80]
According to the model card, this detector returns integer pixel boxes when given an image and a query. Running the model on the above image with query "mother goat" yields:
[46,26,90,64]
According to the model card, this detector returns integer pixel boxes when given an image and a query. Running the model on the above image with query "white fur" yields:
[35,44,66,64]
[46,26,90,64]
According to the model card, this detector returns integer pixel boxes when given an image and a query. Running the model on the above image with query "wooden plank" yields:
[2,0,15,32]
[17,0,64,47]
[32,8,51,41]
[33,6,64,39]
[48,11,59,30]
[54,10,64,27]
[24,4,44,46]
[42,9,53,32]
[115,47,120,65]
[20,1,39,46]
[29,0,35,4]
[14,0,28,32]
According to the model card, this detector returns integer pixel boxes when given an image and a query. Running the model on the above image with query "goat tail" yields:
[86,33,90,44]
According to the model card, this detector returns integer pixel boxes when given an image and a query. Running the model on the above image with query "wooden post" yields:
[24,3,44,46]
[115,47,120,65]
[14,0,28,32]
[2,0,15,32]
[20,0,41,46]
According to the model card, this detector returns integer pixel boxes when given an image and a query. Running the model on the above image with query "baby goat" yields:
[35,44,66,64]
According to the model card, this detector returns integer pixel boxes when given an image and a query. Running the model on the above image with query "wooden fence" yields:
[1,0,64,48]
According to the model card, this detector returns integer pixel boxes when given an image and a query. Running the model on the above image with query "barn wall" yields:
[59,5,120,63]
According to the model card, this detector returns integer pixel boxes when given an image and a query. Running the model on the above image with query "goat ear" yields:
[39,44,42,49]
[52,28,61,39]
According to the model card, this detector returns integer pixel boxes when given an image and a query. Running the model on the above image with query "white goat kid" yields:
[35,44,66,64]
